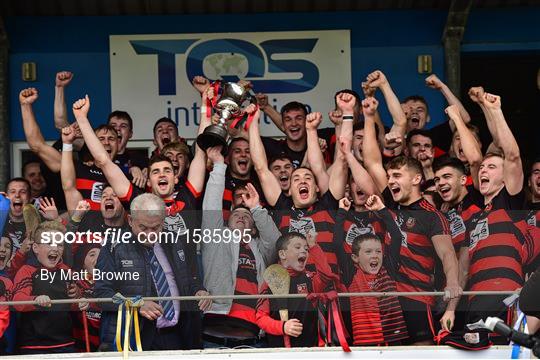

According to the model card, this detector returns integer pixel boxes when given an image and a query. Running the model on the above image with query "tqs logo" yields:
[129,38,320,96]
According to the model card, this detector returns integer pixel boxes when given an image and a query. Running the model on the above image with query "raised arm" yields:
[482,93,523,195]
[72,95,131,198]
[328,93,355,200]
[248,107,282,207]
[445,105,482,188]
[54,71,73,129]
[60,124,83,213]
[426,74,471,131]
[186,83,212,193]
[201,147,226,231]
[468,86,500,148]
[305,112,329,194]
[366,71,407,141]
[19,88,62,173]
[256,93,285,133]
[362,97,388,193]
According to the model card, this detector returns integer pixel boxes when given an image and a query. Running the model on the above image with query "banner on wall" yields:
[110,30,351,140]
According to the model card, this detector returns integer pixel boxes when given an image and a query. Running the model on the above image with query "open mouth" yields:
[289,127,300,136]
[480,176,489,185]
[158,178,169,190]
[12,200,23,212]
[369,260,379,270]
[237,159,249,171]
[390,185,401,197]
[298,255,307,266]
[298,185,309,200]
[104,202,114,211]
[0,254,6,262]
[279,174,289,185]
[410,115,420,126]
[161,137,171,145]
[47,253,59,263]
[439,186,451,196]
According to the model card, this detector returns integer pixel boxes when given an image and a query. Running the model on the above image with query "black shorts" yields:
[399,297,436,344]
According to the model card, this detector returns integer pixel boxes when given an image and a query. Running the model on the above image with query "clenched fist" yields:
[305,112,322,130]
[56,71,74,87]
[192,76,210,94]
[72,95,91,118]
[362,97,379,117]
[425,74,444,90]
[365,70,388,89]
[336,92,356,114]
[19,88,38,105]
[468,87,485,104]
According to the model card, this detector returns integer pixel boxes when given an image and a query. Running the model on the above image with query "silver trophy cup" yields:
[196,82,254,154]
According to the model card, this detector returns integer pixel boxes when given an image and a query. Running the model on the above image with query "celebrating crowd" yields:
[0,69,538,354]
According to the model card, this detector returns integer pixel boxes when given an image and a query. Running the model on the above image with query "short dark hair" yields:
[402,95,429,111]
[268,153,293,168]
[406,129,433,146]
[94,124,118,138]
[148,154,174,171]
[276,232,306,253]
[280,101,308,117]
[351,234,382,256]
[433,156,467,175]
[108,110,134,131]
[22,158,42,177]
[153,117,178,136]
[5,177,31,193]
[291,166,314,178]
[227,137,249,157]
[385,155,423,177]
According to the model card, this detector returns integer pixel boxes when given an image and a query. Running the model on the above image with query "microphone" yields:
[485,317,537,349]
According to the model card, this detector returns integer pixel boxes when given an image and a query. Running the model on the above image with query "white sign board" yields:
[110,30,351,140]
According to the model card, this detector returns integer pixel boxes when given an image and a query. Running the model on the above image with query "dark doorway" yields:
[461,52,540,167]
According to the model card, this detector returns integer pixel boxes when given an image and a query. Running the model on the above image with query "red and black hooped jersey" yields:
[341,209,385,255]
[383,188,451,306]
[228,242,259,325]
[272,191,339,274]
[524,207,540,279]
[444,189,483,251]
[466,190,540,294]
[75,162,107,211]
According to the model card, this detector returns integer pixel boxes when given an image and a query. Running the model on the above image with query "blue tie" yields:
[147,248,175,321]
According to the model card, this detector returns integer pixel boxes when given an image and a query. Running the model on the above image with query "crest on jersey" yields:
[164,213,187,234]
[297,283,308,294]
[289,217,316,237]
[406,217,416,229]
[395,214,409,248]
[447,209,466,238]
[526,211,537,227]
[345,223,375,245]
[91,182,104,203]
[469,218,489,249]
[177,250,185,262]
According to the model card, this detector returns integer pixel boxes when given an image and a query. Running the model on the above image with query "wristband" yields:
[62,143,73,152]
[342,114,354,122]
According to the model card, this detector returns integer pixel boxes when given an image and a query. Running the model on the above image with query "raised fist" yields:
[328,109,342,126]
[256,93,269,109]
[19,88,38,105]
[361,81,376,98]
[365,70,388,88]
[362,97,379,117]
[339,197,351,211]
[445,104,460,120]
[61,123,80,144]
[72,95,90,118]
[238,80,253,90]
[192,76,210,94]
[425,74,444,90]
[305,112,322,130]
[206,146,224,164]
[383,132,403,150]
[336,92,356,113]
[482,92,501,109]
[365,195,385,212]
[56,71,73,87]
[468,87,485,104]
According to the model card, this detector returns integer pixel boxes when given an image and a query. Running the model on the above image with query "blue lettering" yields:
[130,39,198,95]
[186,39,266,83]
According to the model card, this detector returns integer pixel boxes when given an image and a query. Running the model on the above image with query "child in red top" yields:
[256,232,335,347]
[333,195,408,346]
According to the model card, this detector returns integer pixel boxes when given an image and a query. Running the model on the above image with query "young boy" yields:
[72,243,102,352]
[255,232,335,347]
[334,195,408,346]
[12,221,76,354]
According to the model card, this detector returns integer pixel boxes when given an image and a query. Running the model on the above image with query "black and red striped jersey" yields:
[272,191,339,275]
[383,188,451,305]
[228,242,259,326]
[222,172,264,220]
[443,189,483,251]
[340,209,385,255]
[524,207,539,279]
[465,188,540,294]
[75,162,106,211]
